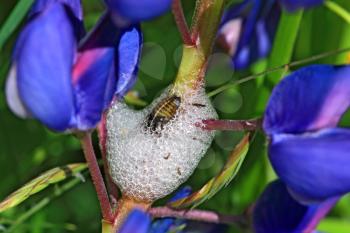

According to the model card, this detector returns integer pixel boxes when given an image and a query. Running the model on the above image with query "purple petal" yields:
[232,0,263,69]
[170,186,192,202]
[263,65,350,135]
[269,128,350,202]
[105,0,172,22]
[220,0,252,22]
[30,0,83,20]
[253,180,337,233]
[115,25,142,98]
[29,0,84,40]
[72,14,141,129]
[217,18,243,56]
[72,14,119,130]
[16,3,76,131]
[218,0,279,70]
[279,0,324,11]
[120,209,151,233]
[255,20,271,58]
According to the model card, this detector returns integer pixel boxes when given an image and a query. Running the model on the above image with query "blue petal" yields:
[269,128,350,202]
[29,0,84,40]
[263,65,350,135]
[220,0,252,23]
[72,14,141,129]
[255,21,271,58]
[120,209,151,233]
[233,0,263,69]
[219,0,278,70]
[115,25,142,99]
[253,180,337,233]
[16,3,76,131]
[169,186,192,202]
[72,14,120,130]
[279,0,324,11]
[30,0,83,20]
[105,0,172,22]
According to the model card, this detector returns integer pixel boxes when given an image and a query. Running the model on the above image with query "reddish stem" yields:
[200,119,262,131]
[97,113,119,205]
[149,207,247,226]
[79,132,113,222]
[172,0,194,45]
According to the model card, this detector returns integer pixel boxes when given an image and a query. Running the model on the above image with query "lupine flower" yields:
[5,0,142,132]
[104,0,172,22]
[253,180,337,233]
[218,0,323,70]
[218,0,280,70]
[263,65,350,203]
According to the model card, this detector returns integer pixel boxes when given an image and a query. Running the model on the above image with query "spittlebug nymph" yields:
[144,95,181,133]
[106,85,218,201]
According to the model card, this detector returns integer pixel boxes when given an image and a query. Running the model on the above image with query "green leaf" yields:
[0,0,34,50]
[169,134,250,209]
[0,163,87,213]
[168,224,186,233]
[336,26,350,64]
[318,218,350,233]
[325,0,350,25]
[265,10,303,84]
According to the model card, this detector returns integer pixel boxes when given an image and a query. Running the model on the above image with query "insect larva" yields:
[145,95,181,133]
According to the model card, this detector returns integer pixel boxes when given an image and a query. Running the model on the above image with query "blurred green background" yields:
[1,0,350,232]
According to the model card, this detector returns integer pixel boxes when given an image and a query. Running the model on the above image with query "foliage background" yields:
[1,0,350,232]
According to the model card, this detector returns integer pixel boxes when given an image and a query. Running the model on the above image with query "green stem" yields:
[265,9,303,84]
[102,220,113,233]
[190,0,226,59]
[173,0,226,93]
[172,0,193,45]
[173,45,206,93]
[0,0,34,50]
[79,133,113,222]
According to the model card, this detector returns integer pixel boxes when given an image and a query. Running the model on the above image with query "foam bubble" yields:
[106,86,217,202]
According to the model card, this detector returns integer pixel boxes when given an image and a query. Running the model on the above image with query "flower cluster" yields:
[5,0,350,233]
[218,0,324,69]
[5,0,173,132]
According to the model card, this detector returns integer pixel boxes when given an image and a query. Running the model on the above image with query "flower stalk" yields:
[172,0,194,45]
[149,207,247,226]
[173,0,226,92]
[78,132,113,222]
[201,118,263,131]
[97,114,119,206]
[111,0,227,231]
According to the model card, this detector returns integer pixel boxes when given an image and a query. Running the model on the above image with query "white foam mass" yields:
[106,86,218,202]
